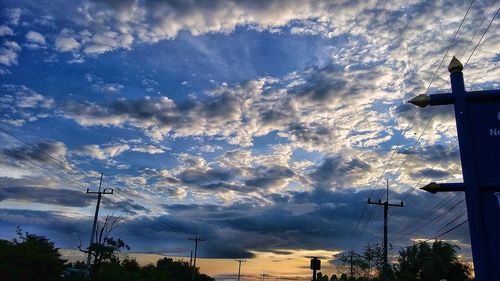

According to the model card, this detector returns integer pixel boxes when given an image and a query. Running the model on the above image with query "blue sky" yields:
[0,0,499,279]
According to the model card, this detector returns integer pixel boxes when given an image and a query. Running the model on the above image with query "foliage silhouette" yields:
[0,227,66,281]
[394,240,472,281]
[0,227,215,281]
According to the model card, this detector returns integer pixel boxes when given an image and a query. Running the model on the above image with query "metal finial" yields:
[448,56,463,73]
[421,182,440,194]
[408,94,430,108]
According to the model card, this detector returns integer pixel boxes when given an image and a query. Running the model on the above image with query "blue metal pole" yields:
[449,60,490,280]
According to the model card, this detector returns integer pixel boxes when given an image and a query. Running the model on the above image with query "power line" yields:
[400,139,458,202]
[0,127,194,237]
[414,219,469,246]
[380,139,460,243]
[461,0,497,59]
[348,0,477,250]
[464,6,499,68]
[348,0,475,248]
[391,194,456,242]
[392,196,465,244]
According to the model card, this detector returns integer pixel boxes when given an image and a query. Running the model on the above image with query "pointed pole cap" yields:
[421,182,440,194]
[408,94,430,108]
[448,56,463,73]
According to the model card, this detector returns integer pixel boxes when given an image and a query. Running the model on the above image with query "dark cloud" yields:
[178,168,233,186]
[290,63,382,105]
[3,141,68,164]
[101,197,149,215]
[409,168,451,180]
[285,123,334,147]
[398,143,460,169]
[174,162,300,193]
[0,208,87,239]
[244,166,295,189]
[395,103,455,133]
[63,91,242,141]
[159,189,373,256]
[0,186,90,207]
[153,188,471,259]
[309,155,371,190]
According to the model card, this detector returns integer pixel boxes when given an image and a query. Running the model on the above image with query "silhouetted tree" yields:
[393,241,472,281]
[78,215,129,281]
[317,272,329,281]
[0,227,66,281]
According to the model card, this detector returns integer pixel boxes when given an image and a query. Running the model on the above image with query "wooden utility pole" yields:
[189,232,205,281]
[235,259,246,281]
[350,251,353,278]
[344,250,365,279]
[368,179,403,281]
[86,173,113,270]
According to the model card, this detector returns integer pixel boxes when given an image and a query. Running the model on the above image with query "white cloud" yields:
[26,31,46,44]
[76,144,130,160]
[55,29,80,52]
[0,40,21,66]
[35,0,381,57]
[1,84,54,109]
[0,25,14,36]
[24,31,47,49]
[83,31,133,55]
[3,8,22,25]
[131,145,167,154]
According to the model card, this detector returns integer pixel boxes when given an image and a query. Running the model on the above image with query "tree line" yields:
[0,227,215,281]
[316,241,472,281]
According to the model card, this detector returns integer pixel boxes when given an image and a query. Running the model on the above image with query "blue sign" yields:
[466,101,500,271]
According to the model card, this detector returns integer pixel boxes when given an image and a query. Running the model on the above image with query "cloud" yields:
[0,0,494,262]
[84,73,124,93]
[3,141,68,165]
[154,189,375,256]
[0,208,88,241]
[0,185,91,207]
[0,84,55,125]
[62,60,394,150]
[29,0,394,58]
[55,28,80,52]
[25,31,46,44]
[63,90,243,141]
[75,144,130,160]
[309,154,371,190]
[83,31,133,55]
[24,31,47,49]
[7,85,54,109]
[409,168,451,180]
[130,145,166,154]
[0,40,21,66]
[3,8,22,25]
[0,25,14,36]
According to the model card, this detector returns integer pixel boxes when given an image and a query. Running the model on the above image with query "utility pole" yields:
[235,259,246,281]
[86,173,113,270]
[350,251,353,278]
[189,232,205,281]
[368,179,403,281]
[344,250,365,279]
[189,250,193,267]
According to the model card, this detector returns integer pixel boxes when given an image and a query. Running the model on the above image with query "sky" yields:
[0,0,499,280]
